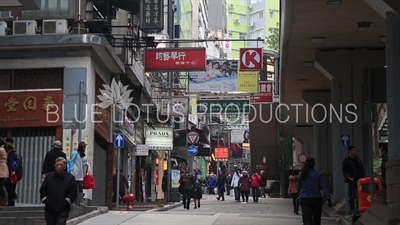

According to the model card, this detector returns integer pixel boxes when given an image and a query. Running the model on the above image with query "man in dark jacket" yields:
[113,170,129,203]
[179,167,195,210]
[380,146,388,188]
[342,145,365,215]
[40,157,77,225]
[42,141,67,179]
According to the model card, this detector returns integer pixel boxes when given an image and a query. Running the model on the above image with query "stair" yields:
[0,205,100,225]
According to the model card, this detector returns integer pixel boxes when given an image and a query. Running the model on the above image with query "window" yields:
[229,13,232,19]
[240,0,246,5]
[0,11,10,18]
[239,33,246,39]
[258,11,263,19]
[22,0,72,18]
[239,15,246,21]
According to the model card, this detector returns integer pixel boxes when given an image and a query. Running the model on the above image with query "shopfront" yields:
[0,89,63,204]
[144,126,173,201]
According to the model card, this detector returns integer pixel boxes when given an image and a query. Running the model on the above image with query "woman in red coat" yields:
[251,171,262,203]
[238,171,252,203]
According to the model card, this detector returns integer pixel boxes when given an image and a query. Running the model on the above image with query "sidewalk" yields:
[78,194,340,225]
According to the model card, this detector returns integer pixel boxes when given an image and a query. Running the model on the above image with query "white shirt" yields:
[231,173,242,187]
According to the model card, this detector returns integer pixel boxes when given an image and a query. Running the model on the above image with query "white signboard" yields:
[230,127,249,144]
[160,97,189,116]
[135,144,149,156]
[145,127,174,150]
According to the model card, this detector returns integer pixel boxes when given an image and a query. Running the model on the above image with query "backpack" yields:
[12,151,23,181]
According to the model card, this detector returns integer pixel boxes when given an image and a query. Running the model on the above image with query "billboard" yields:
[250,81,273,103]
[188,59,258,93]
[144,48,207,72]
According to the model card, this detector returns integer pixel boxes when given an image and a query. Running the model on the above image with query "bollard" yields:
[123,194,135,211]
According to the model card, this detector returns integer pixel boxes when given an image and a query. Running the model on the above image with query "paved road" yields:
[78,195,339,225]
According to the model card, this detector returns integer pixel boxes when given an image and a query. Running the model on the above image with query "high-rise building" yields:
[226,0,280,59]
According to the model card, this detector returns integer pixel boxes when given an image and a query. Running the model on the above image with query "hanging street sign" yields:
[187,131,200,145]
[196,99,250,114]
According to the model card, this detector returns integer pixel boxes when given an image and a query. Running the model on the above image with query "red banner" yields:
[214,147,229,160]
[0,90,63,128]
[250,81,273,103]
[144,48,207,72]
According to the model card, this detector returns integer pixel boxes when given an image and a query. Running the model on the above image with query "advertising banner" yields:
[171,169,180,188]
[144,48,207,72]
[196,99,250,114]
[250,81,273,103]
[145,127,173,150]
[214,147,229,161]
[188,59,259,93]
[188,95,197,124]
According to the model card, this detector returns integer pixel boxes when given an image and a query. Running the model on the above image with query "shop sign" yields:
[160,97,189,116]
[120,112,135,136]
[250,81,273,103]
[140,0,164,34]
[145,127,173,150]
[134,144,149,156]
[95,75,111,142]
[144,48,207,72]
[196,99,250,114]
[0,90,63,128]
[214,147,229,161]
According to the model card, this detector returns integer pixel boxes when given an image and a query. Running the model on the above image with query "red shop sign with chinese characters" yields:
[214,147,229,159]
[0,90,63,128]
[250,81,273,103]
[144,48,207,72]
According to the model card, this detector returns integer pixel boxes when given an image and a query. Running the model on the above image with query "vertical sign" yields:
[140,0,164,34]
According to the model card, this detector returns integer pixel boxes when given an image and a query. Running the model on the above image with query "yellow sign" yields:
[237,71,259,93]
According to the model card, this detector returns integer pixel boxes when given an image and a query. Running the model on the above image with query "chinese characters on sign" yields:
[250,81,273,103]
[215,148,229,161]
[140,0,164,33]
[196,99,250,114]
[144,48,207,72]
[0,91,63,128]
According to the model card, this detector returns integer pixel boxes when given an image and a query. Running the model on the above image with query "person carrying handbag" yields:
[68,141,88,206]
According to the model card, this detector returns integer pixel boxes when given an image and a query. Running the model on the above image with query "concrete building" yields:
[0,0,170,208]
[280,0,400,224]
[225,0,280,59]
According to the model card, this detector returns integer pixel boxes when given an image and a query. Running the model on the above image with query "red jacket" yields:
[251,174,262,188]
[238,175,252,192]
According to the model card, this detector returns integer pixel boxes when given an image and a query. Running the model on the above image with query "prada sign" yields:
[145,127,173,150]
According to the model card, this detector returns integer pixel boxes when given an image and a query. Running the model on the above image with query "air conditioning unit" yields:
[229,4,234,8]
[248,22,254,27]
[13,20,37,35]
[248,5,253,9]
[42,19,68,35]
[0,21,7,36]
[234,19,240,23]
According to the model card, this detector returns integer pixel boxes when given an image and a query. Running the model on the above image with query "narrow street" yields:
[78,195,339,225]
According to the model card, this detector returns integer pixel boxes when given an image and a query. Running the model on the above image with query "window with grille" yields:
[13,68,63,89]
[22,0,72,18]
[0,11,11,18]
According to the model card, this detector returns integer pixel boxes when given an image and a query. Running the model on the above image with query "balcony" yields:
[92,0,140,14]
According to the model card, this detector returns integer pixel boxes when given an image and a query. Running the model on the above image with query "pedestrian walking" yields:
[260,170,267,198]
[238,171,251,203]
[216,171,226,201]
[5,143,23,206]
[40,157,77,225]
[113,169,129,204]
[179,167,195,210]
[42,141,67,176]
[288,175,299,214]
[297,157,332,225]
[68,141,88,206]
[342,145,364,215]
[193,175,203,209]
[231,169,242,202]
[0,139,9,205]
[251,171,262,203]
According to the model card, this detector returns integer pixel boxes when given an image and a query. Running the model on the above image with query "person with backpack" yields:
[68,141,87,206]
[0,139,9,206]
[4,137,23,207]
[42,141,67,178]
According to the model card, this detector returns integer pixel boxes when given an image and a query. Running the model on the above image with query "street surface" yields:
[78,195,339,225]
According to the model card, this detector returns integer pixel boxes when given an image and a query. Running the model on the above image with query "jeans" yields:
[217,189,225,200]
[348,182,358,214]
[291,193,299,212]
[234,187,240,201]
[182,189,192,208]
[252,187,260,202]
[45,210,69,225]
[300,198,323,225]
[240,191,249,202]
[260,186,266,198]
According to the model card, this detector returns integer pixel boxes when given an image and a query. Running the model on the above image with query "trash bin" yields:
[357,177,382,215]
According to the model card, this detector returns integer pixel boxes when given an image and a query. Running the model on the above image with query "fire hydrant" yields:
[123,194,135,211]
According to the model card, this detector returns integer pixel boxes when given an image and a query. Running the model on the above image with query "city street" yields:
[78,195,339,225]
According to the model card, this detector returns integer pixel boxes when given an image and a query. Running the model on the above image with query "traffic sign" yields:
[114,133,124,148]
[187,145,198,157]
[298,153,307,163]
[239,48,263,71]
[341,134,350,148]
[187,131,200,145]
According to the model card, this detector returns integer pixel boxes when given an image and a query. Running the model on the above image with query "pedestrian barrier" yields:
[357,177,382,214]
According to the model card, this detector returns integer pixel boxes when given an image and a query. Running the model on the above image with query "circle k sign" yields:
[239,48,263,71]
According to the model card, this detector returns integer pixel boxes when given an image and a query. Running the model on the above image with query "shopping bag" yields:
[83,164,95,189]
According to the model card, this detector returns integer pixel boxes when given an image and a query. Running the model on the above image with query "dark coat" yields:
[40,171,77,212]
[42,148,67,175]
[113,173,129,193]
[238,175,252,192]
[342,155,365,183]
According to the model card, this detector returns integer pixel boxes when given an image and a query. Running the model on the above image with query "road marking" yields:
[112,211,128,215]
